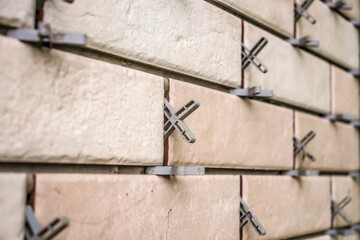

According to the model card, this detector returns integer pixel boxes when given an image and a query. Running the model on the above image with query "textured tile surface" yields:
[242,176,331,240]
[212,0,293,37]
[0,173,26,240]
[43,0,242,87]
[0,35,163,165]
[244,22,330,114]
[0,0,35,28]
[295,111,359,171]
[332,66,360,119]
[168,79,293,170]
[35,174,240,240]
[332,176,360,228]
[296,0,359,70]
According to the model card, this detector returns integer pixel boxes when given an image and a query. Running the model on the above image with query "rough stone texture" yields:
[0,0,35,28]
[43,0,242,88]
[332,65,360,119]
[242,176,331,240]
[331,176,360,228]
[0,35,164,165]
[168,79,293,170]
[35,174,240,240]
[295,111,360,171]
[0,173,26,240]
[296,0,359,70]
[212,0,293,37]
[244,22,330,114]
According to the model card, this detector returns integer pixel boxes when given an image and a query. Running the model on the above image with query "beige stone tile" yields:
[0,0,35,28]
[212,0,293,37]
[332,65,360,119]
[331,176,360,227]
[296,0,359,70]
[244,22,330,114]
[242,176,331,239]
[0,35,163,165]
[167,79,293,170]
[0,173,26,240]
[43,0,242,88]
[35,174,240,240]
[295,111,359,171]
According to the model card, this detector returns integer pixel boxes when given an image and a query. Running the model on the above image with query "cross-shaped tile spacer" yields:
[242,37,268,73]
[164,99,200,143]
[25,205,69,240]
[295,0,317,24]
[293,131,316,161]
[240,197,266,236]
[332,196,352,224]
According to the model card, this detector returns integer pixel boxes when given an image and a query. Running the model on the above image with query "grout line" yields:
[0,163,143,174]
[239,175,243,240]
[241,19,245,89]
[204,0,289,39]
[163,79,170,166]
[294,0,297,39]
[330,175,334,229]
[330,64,333,114]
[31,175,36,210]
[0,163,355,176]
[292,110,296,170]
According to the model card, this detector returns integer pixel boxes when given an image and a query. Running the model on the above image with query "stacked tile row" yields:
[0,34,358,171]
[1,174,359,239]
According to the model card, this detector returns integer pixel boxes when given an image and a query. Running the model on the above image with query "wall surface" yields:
[0,0,359,239]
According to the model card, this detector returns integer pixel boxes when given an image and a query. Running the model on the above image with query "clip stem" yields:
[351,20,360,27]
[145,166,205,176]
[7,22,86,47]
[282,170,319,177]
[325,0,353,10]
[287,36,319,47]
[229,86,273,98]
[325,114,355,122]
